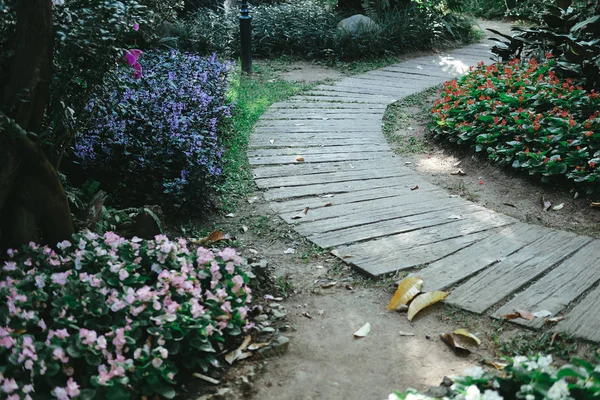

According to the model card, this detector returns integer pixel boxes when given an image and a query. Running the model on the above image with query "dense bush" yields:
[173,0,478,60]
[0,232,254,399]
[430,58,600,191]
[490,0,600,90]
[76,50,233,211]
[391,354,600,400]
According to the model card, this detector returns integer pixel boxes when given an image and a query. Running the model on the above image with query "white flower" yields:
[547,379,570,400]
[537,355,553,368]
[513,356,528,368]
[464,366,485,379]
[525,395,535,400]
[465,385,481,400]
[481,390,503,400]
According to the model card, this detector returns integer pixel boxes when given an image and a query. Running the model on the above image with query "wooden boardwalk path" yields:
[249,25,600,342]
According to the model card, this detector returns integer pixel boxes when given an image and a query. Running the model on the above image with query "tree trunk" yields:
[0,0,74,250]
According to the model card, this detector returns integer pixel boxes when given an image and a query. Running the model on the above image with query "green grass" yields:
[219,62,315,212]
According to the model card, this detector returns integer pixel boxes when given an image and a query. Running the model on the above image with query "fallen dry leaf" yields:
[398,331,415,336]
[269,139,275,144]
[451,169,466,176]
[321,281,337,289]
[545,316,566,324]
[196,230,228,245]
[242,225,249,233]
[407,291,448,321]
[410,185,419,191]
[320,194,335,198]
[247,196,259,204]
[551,332,560,345]
[248,343,269,351]
[503,312,520,320]
[552,203,564,211]
[542,196,552,212]
[324,202,333,207]
[193,373,220,385]
[484,360,508,370]
[503,202,516,208]
[225,349,243,364]
[302,312,312,319]
[296,157,305,162]
[447,215,463,220]
[345,284,354,291]
[386,276,423,310]
[532,310,553,318]
[303,207,309,215]
[237,335,252,352]
[225,213,235,218]
[440,333,471,356]
[353,322,371,338]
[591,202,600,208]
[515,309,534,320]
[284,248,296,254]
[291,213,304,220]
[342,255,353,259]
[453,329,481,346]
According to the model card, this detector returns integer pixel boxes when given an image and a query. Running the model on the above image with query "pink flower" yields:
[152,358,163,368]
[56,240,71,249]
[119,269,129,281]
[225,261,235,274]
[51,271,70,286]
[196,247,214,265]
[79,328,97,346]
[157,347,168,358]
[1,378,18,393]
[55,329,70,340]
[53,347,70,363]
[96,336,107,350]
[232,275,245,292]
[3,261,16,271]
[133,22,140,31]
[219,248,237,262]
[221,301,232,313]
[113,328,126,351]
[66,378,80,397]
[54,387,68,400]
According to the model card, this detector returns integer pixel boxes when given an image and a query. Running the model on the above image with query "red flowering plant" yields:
[0,232,255,399]
[430,57,600,192]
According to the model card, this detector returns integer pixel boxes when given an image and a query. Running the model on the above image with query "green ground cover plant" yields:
[0,232,254,399]
[391,354,600,400]
[430,57,600,192]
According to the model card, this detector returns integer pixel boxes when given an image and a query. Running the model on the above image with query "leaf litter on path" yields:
[387,276,423,311]
[353,322,371,338]
[407,291,448,321]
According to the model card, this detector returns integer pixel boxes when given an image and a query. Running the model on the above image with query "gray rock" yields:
[258,335,290,358]
[337,14,378,35]
[211,388,232,400]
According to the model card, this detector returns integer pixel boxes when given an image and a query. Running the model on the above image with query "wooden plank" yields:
[263,175,421,201]
[334,230,493,276]
[253,126,381,133]
[249,137,387,149]
[251,158,397,179]
[260,113,383,120]
[308,208,514,248]
[492,239,600,328]
[255,119,381,128]
[416,223,550,291]
[269,185,441,214]
[290,96,393,104]
[294,196,466,234]
[256,166,410,189]
[249,144,388,157]
[249,150,393,166]
[556,284,600,342]
[332,80,429,92]
[271,102,387,109]
[446,231,591,314]
[310,86,411,97]
[278,186,446,223]
[349,74,445,87]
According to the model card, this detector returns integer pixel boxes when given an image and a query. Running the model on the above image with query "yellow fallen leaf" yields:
[194,230,228,245]
[353,322,371,338]
[440,333,471,356]
[296,157,305,162]
[237,335,252,352]
[515,309,534,321]
[407,291,448,321]
[453,329,481,346]
[386,276,423,310]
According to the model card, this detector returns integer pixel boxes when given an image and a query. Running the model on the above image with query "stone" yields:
[211,388,232,400]
[257,335,290,358]
[337,14,378,35]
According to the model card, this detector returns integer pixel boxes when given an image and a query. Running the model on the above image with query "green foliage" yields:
[1,233,254,398]
[490,0,600,89]
[392,354,600,400]
[174,0,479,61]
[430,58,600,192]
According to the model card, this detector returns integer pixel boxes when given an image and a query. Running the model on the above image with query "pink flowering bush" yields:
[0,232,254,399]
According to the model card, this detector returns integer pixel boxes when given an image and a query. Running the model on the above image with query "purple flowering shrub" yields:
[76,50,233,211]
[0,232,254,399]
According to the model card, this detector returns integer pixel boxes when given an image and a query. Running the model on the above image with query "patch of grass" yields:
[220,63,315,212]
[450,180,480,202]
[495,330,579,361]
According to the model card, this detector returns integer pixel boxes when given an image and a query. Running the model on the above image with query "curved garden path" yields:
[249,22,600,343]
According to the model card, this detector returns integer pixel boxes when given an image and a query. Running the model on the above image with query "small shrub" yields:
[430,58,600,191]
[0,232,254,399]
[391,354,600,400]
[76,50,233,212]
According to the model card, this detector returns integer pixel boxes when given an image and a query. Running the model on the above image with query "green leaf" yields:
[152,382,176,399]
[80,389,97,400]
[107,384,131,400]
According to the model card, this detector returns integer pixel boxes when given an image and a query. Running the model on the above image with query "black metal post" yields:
[240,0,252,74]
